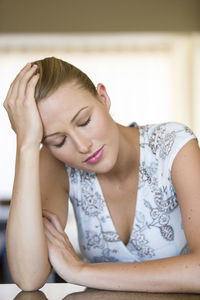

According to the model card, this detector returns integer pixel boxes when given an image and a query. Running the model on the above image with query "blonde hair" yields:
[32,57,97,101]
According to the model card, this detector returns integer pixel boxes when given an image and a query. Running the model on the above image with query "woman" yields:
[3,57,200,293]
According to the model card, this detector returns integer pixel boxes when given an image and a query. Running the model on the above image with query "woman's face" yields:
[37,82,119,173]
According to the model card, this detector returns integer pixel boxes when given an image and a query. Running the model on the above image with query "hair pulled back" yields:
[32,57,97,102]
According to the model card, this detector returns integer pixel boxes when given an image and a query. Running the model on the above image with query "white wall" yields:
[0,33,199,199]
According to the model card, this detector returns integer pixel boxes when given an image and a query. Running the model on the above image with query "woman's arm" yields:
[4,63,68,291]
[6,145,51,290]
[44,138,200,293]
[4,63,49,290]
[79,250,200,293]
[4,65,50,290]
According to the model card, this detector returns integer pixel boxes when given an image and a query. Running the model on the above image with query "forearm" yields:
[6,144,51,290]
[77,253,200,293]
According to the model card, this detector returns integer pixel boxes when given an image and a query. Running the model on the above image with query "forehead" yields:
[37,83,95,126]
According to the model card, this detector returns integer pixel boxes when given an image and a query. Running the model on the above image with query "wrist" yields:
[17,140,41,152]
[71,261,90,286]
[16,134,42,150]
[62,260,87,286]
[16,144,41,164]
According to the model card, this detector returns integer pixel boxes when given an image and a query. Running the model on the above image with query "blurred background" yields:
[0,0,200,283]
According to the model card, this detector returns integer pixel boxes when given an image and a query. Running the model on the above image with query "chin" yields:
[93,156,117,174]
[94,147,119,174]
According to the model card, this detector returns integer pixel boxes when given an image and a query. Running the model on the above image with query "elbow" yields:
[8,259,52,291]
[11,269,50,292]
[9,267,49,291]
[15,277,46,292]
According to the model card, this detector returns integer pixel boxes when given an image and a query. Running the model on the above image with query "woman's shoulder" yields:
[139,121,194,134]
[139,121,196,142]
[139,121,197,165]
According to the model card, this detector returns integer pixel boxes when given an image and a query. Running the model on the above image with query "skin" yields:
[38,81,120,174]
[4,63,200,293]
[38,80,139,178]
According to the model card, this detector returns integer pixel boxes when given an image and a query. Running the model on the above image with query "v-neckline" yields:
[94,127,141,248]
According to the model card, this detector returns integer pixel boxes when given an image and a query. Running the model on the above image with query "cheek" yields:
[46,145,70,163]
[49,148,76,165]
[91,110,114,141]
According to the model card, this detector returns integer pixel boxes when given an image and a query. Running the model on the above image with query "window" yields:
[1,33,199,198]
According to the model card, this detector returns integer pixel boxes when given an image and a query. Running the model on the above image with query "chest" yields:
[97,173,139,245]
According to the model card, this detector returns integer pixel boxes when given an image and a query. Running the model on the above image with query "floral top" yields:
[66,122,197,263]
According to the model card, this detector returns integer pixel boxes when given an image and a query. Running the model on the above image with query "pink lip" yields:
[84,146,104,164]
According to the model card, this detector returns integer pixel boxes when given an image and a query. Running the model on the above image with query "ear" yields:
[96,83,111,111]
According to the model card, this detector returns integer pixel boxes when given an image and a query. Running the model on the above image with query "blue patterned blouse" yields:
[66,122,197,263]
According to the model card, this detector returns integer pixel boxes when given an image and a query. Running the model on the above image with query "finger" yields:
[43,216,59,238]
[42,210,63,232]
[43,223,56,245]
[17,65,39,102]
[8,63,32,101]
[43,218,67,250]
[4,64,37,109]
[44,229,56,256]
[10,63,31,88]
[25,73,40,102]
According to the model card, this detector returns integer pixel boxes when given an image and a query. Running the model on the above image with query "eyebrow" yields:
[43,106,89,141]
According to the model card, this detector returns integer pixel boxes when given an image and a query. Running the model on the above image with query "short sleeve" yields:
[164,122,197,171]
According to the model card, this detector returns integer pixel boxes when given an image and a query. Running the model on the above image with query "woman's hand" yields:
[42,209,85,284]
[3,63,43,147]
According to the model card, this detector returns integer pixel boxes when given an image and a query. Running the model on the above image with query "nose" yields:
[72,131,92,154]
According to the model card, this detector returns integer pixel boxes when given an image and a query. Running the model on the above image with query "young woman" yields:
[3,57,200,293]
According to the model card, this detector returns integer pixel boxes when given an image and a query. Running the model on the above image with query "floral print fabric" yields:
[66,122,197,263]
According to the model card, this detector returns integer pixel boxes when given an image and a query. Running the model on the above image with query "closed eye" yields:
[79,117,91,127]
[55,117,91,148]
[55,136,66,148]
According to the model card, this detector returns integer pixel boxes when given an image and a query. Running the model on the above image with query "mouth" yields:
[84,146,104,164]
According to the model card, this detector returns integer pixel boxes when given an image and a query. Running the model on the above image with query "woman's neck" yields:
[105,123,140,182]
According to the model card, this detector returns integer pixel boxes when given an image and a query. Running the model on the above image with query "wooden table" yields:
[1,283,200,300]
